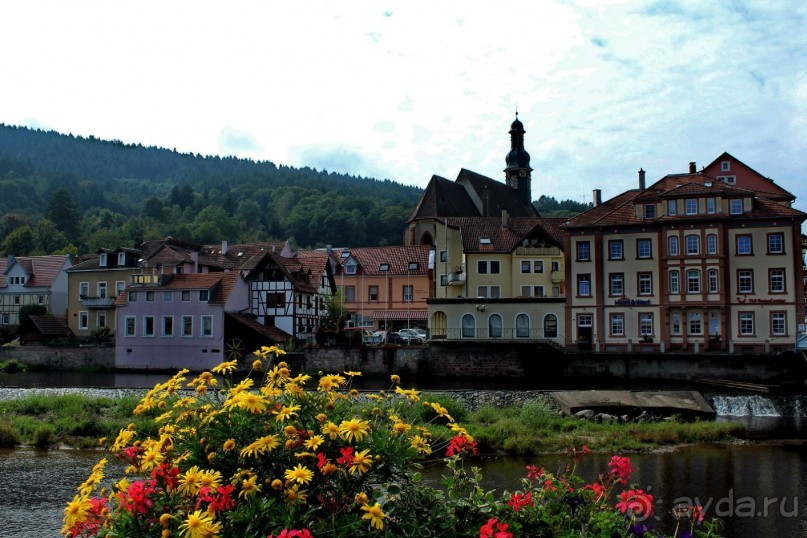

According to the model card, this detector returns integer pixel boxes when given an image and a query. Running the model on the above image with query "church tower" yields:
[504,113,533,208]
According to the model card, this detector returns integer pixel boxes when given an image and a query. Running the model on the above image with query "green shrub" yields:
[33,425,56,448]
[0,420,20,447]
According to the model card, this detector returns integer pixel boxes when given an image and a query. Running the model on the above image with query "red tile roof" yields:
[442,217,565,253]
[24,315,71,336]
[0,255,71,288]
[339,245,432,276]
[116,272,242,305]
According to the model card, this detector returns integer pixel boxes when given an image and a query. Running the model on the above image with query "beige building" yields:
[563,155,805,353]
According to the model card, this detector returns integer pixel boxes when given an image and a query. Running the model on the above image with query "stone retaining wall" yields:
[0,345,114,369]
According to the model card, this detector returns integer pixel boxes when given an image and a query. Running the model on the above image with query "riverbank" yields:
[0,387,744,453]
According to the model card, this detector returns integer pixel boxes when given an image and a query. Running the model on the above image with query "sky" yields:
[1,0,805,216]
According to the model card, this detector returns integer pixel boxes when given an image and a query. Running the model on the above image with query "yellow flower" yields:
[344,370,362,377]
[395,386,421,402]
[239,475,261,498]
[239,435,280,458]
[320,462,338,475]
[198,469,222,490]
[349,389,360,398]
[271,478,283,490]
[283,425,298,437]
[159,513,173,527]
[284,484,307,505]
[284,464,314,485]
[178,466,203,496]
[315,413,328,423]
[410,435,432,455]
[195,385,208,396]
[322,422,340,440]
[338,418,371,442]
[355,492,369,505]
[252,359,262,370]
[390,374,401,384]
[222,439,236,452]
[303,435,325,451]
[361,502,387,530]
[350,449,373,475]
[178,509,217,538]
[273,404,301,422]
[429,402,454,422]
[392,421,412,435]
[211,360,238,374]
[63,495,91,530]
[140,442,165,471]
[233,391,269,414]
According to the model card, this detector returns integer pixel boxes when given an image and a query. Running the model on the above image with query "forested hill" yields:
[0,123,423,254]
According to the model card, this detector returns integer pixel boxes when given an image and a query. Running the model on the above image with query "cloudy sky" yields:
[1,1,805,214]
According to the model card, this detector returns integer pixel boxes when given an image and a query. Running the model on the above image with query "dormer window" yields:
[99,253,107,267]
[667,200,677,216]
[730,199,743,215]
[345,263,357,275]
[118,252,126,266]
[644,204,656,219]
[685,199,698,215]
[379,263,390,272]
[407,262,419,270]
[480,236,491,245]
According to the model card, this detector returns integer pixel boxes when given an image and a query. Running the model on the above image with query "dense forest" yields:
[0,124,587,257]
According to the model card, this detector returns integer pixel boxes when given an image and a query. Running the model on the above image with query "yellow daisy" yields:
[361,502,387,530]
[284,464,314,485]
[338,418,371,442]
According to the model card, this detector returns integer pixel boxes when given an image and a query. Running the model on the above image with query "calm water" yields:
[1,443,806,538]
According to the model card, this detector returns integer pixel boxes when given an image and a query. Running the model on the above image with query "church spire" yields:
[504,113,533,207]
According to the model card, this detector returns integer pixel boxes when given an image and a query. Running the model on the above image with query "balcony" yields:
[446,271,465,286]
[550,270,565,283]
[515,246,560,256]
[79,296,116,309]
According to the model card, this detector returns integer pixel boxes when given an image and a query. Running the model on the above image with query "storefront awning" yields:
[371,310,427,320]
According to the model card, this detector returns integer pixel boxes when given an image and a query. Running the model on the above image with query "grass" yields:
[0,394,159,449]
[0,390,744,453]
[0,359,28,373]
[464,400,745,455]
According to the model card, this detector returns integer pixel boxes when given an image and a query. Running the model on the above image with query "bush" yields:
[33,425,56,448]
[0,420,20,447]
[63,348,723,538]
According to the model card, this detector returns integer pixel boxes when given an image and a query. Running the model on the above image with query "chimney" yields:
[221,240,228,255]
[593,189,602,207]
[689,162,696,173]
[501,209,509,228]
[638,168,646,190]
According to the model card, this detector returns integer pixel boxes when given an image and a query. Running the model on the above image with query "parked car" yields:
[399,328,427,341]
[395,330,423,345]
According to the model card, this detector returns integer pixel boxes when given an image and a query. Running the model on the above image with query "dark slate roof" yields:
[443,217,564,253]
[457,169,538,217]
[409,175,481,221]
[245,252,320,294]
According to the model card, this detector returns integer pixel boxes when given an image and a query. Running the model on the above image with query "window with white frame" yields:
[771,312,786,336]
[181,290,190,301]
[145,291,154,302]
[637,239,651,259]
[687,270,701,293]
[638,273,652,295]
[576,241,591,261]
[403,285,413,302]
[551,261,560,272]
[718,175,736,185]
[116,281,126,297]
[520,260,530,273]
[97,311,107,329]
[520,285,531,297]
[490,261,500,274]
[201,315,213,337]
[13,295,20,306]
[685,234,700,255]
[610,313,624,336]
[708,269,719,293]
[118,252,126,265]
[706,234,718,255]
[440,274,448,286]
[739,313,754,335]
[440,250,447,262]
[345,262,357,275]
[162,316,174,337]
[769,269,785,293]
[79,282,89,298]
[199,290,210,302]
[706,197,716,214]
[534,261,543,273]
[516,314,530,338]
[685,199,698,215]
[671,313,682,335]
[669,270,680,294]
[668,236,679,256]
[533,286,544,297]
[578,314,593,327]
[99,253,107,267]
[689,312,703,335]
[721,161,730,172]
[125,316,136,337]
[639,313,653,336]
[730,199,743,214]
[79,311,88,330]
[667,200,676,216]
[181,316,193,337]
[369,286,379,301]
[768,233,784,254]
[476,286,500,299]
[609,240,623,260]
[644,204,656,219]
[544,314,558,338]
[488,314,503,338]
[143,316,155,337]
[736,235,752,255]
[609,273,624,296]
[577,274,591,297]
[163,291,173,302]
[128,291,137,302]
[738,270,754,294]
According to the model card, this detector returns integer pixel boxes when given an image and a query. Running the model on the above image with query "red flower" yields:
[151,463,180,490]
[269,529,313,538]
[446,435,479,457]
[525,464,544,480]
[337,446,354,467]
[583,482,605,499]
[117,479,155,515]
[506,491,533,512]
[316,452,327,469]
[479,517,513,538]
[608,455,633,483]
[615,488,654,519]
[690,504,705,524]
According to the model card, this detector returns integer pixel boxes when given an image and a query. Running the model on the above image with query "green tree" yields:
[34,219,70,254]
[141,197,165,220]
[1,225,35,255]
[18,304,47,326]
[46,187,82,244]
[0,212,33,237]
[318,289,344,331]
[190,206,236,243]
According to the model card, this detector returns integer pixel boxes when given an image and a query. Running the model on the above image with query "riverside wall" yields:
[0,344,114,370]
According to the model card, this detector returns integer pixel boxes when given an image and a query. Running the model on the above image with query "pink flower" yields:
[608,455,633,483]
[269,529,313,538]
[479,518,513,538]
[615,488,654,519]
[525,465,544,480]
[506,491,533,512]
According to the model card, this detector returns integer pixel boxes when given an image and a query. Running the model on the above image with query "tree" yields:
[317,289,345,331]
[0,225,35,255]
[18,304,47,326]
[34,219,70,254]
[141,197,165,220]
[46,187,82,244]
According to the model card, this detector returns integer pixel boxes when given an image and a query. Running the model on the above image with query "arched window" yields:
[668,236,679,256]
[516,314,530,338]
[431,311,447,338]
[461,314,475,338]
[419,232,434,245]
[544,314,558,338]
[488,314,503,338]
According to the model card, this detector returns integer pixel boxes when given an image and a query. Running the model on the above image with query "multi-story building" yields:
[0,255,72,332]
[333,245,431,332]
[563,156,805,353]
